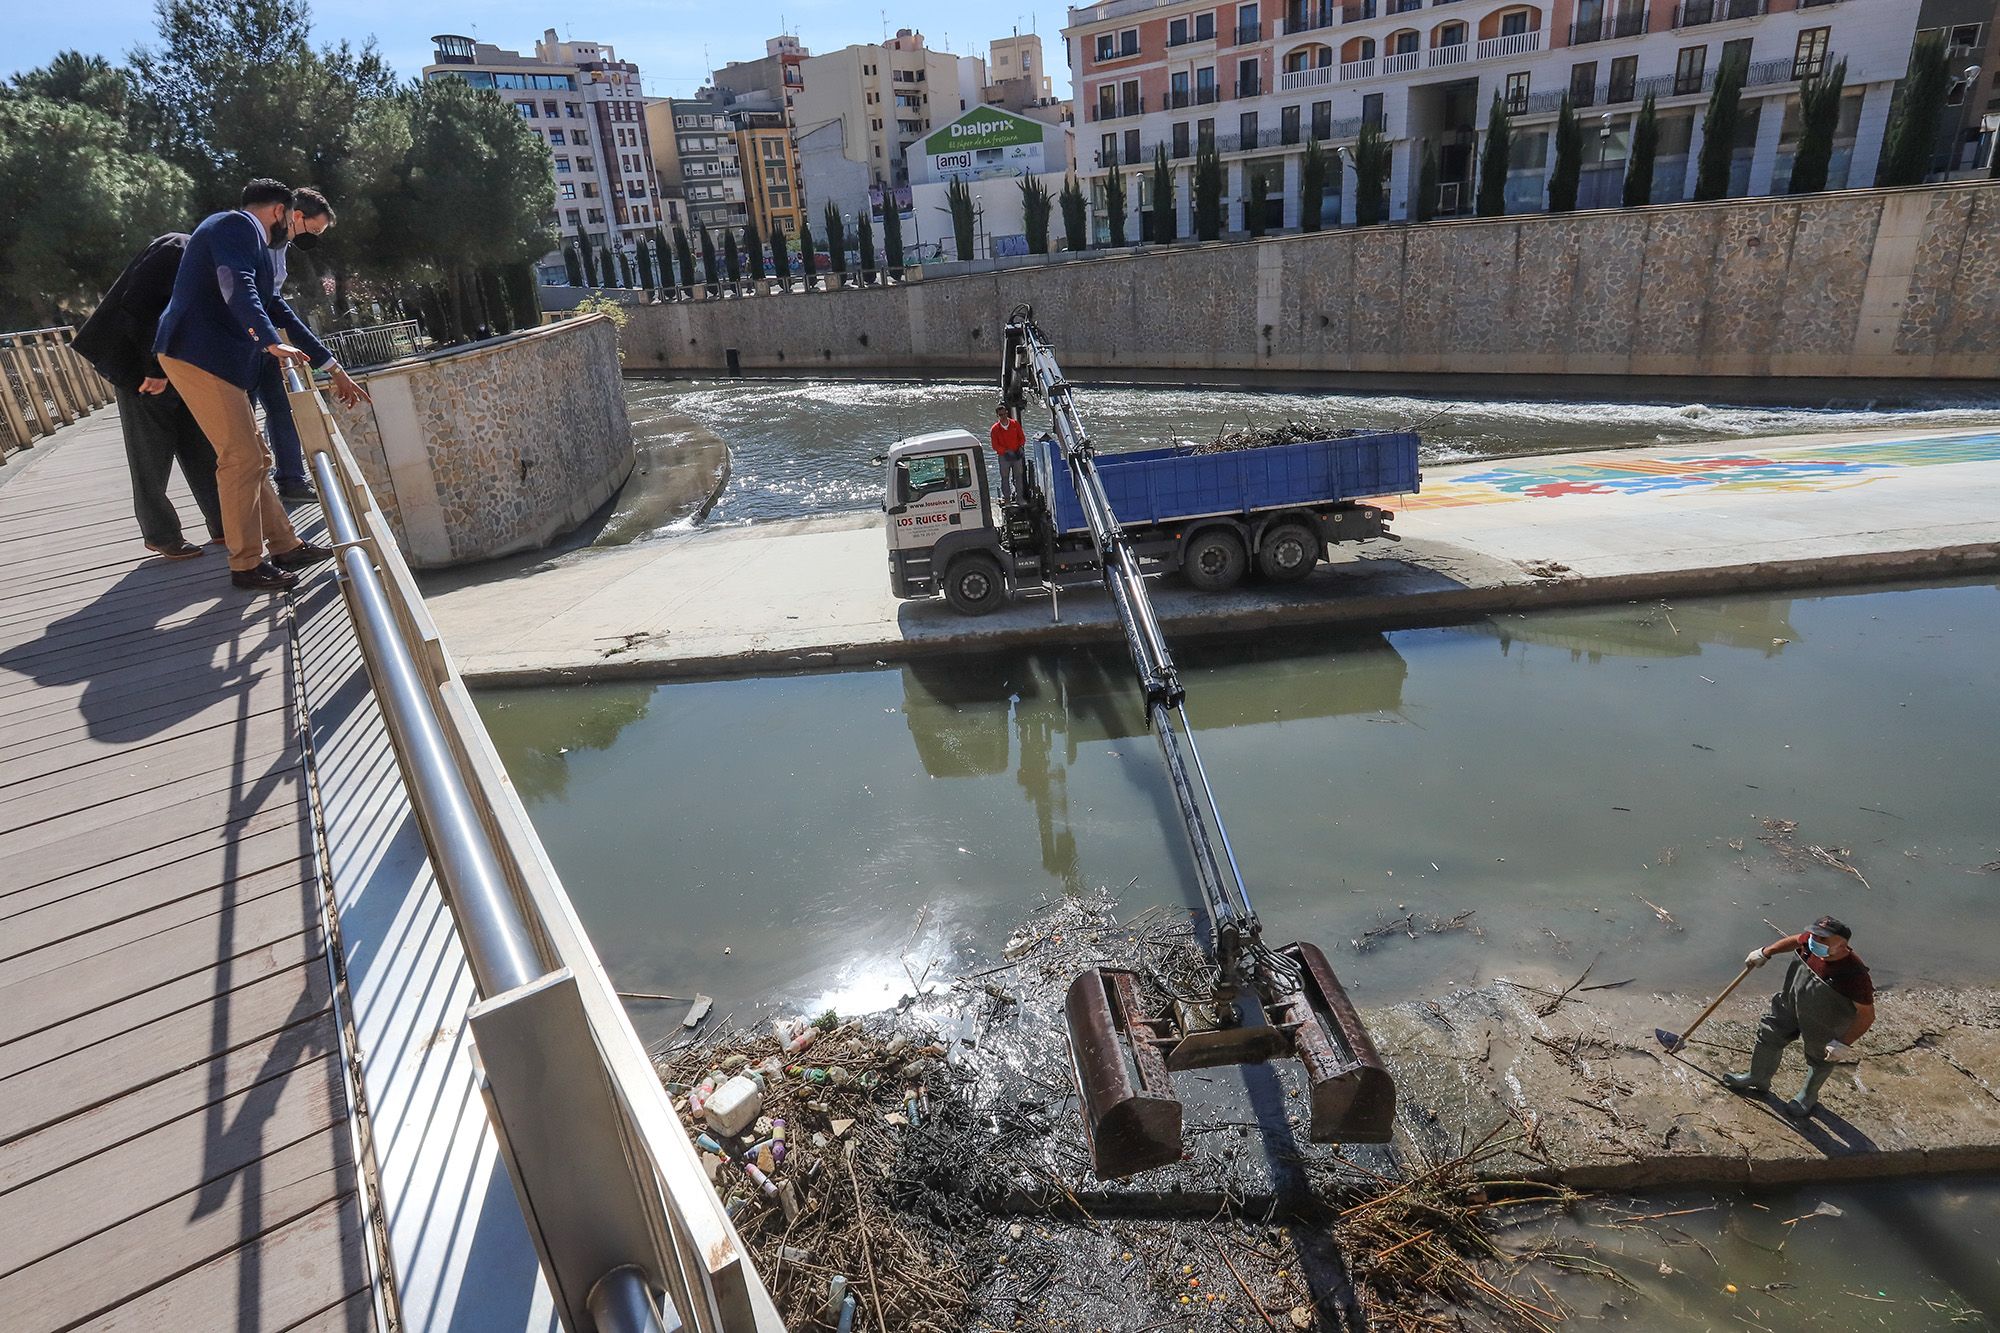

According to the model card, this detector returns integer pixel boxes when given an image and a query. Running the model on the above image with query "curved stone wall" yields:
[619,182,2000,386]
[331,316,634,567]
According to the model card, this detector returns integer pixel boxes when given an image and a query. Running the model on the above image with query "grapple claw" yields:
[1282,941,1397,1144]
[1063,968,1182,1179]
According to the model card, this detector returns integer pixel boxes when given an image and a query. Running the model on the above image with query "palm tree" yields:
[1059,175,1088,251]
[1548,96,1582,212]
[1788,59,1848,194]
[1876,33,1951,187]
[1300,139,1329,232]
[1477,93,1512,216]
[1106,167,1130,246]
[1624,94,1660,207]
[1694,47,1749,201]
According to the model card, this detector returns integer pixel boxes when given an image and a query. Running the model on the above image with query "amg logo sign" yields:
[936,151,973,170]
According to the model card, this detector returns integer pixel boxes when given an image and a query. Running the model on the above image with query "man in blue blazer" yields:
[154,178,369,591]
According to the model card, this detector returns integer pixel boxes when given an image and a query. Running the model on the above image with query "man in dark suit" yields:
[154,178,368,591]
[73,233,227,560]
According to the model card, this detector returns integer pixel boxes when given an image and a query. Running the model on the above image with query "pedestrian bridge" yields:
[0,358,779,1332]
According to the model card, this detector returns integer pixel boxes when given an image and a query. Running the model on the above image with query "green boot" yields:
[1786,1061,1835,1118]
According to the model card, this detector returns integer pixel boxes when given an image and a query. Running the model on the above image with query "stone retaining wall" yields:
[621,182,2000,384]
[331,316,633,567]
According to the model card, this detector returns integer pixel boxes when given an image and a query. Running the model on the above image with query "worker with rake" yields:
[1724,915,1874,1119]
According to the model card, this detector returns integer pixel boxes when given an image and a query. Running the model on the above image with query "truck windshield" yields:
[899,451,972,504]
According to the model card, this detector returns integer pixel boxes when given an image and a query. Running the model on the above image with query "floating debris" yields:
[1181,418,1366,456]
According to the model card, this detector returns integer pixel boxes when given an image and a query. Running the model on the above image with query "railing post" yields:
[0,344,36,453]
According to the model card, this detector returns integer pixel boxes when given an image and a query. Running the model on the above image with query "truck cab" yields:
[882,430,1011,613]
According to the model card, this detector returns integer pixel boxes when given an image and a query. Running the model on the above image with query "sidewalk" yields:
[425,426,2000,685]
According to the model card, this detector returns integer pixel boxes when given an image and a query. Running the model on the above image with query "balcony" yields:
[1382,48,1420,73]
[1195,84,1220,104]
[1280,63,1337,89]
[1475,29,1542,59]
[1281,8,1336,34]
[1342,0,1376,21]
[1236,74,1263,97]
[1427,40,1470,67]
[1571,8,1646,42]
[1675,0,1762,25]
[1234,21,1263,43]
[1338,56,1376,80]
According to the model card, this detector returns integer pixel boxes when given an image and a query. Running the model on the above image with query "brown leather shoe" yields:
[271,541,334,570]
[231,561,301,591]
[145,540,204,560]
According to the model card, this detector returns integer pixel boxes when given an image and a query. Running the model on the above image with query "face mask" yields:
[1806,936,1832,959]
[289,230,320,252]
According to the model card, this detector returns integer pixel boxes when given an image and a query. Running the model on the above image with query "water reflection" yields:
[1455,597,1804,662]
[476,683,652,802]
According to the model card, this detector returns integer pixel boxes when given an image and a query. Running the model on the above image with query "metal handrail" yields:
[284,366,775,1333]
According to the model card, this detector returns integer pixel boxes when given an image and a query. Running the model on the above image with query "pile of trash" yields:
[1182,418,1361,456]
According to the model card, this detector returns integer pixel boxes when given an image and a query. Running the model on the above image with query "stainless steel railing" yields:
[284,367,778,1333]
[321,319,425,369]
[1,326,114,460]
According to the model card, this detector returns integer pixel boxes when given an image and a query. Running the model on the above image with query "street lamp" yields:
[1596,113,1614,209]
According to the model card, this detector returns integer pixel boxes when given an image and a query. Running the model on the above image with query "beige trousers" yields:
[158,355,300,572]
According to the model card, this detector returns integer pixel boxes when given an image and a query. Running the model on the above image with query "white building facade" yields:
[1063,0,1932,237]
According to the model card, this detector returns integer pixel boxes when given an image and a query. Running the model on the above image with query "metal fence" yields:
[1,327,114,461]
[321,319,425,370]
[284,371,780,1333]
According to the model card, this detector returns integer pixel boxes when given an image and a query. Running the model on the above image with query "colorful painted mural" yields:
[1397,431,2000,511]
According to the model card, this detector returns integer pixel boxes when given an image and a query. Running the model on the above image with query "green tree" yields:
[1548,96,1582,212]
[653,224,678,294]
[673,224,697,298]
[945,178,975,260]
[1059,175,1087,251]
[1105,167,1129,246]
[1300,138,1328,232]
[1193,140,1223,240]
[698,224,719,291]
[1150,144,1177,243]
[723,227,742,288]
[636,238,655,291]
[1788,59,1848,194]
[1354,122,1392,225]
[770,224,791,289]
[1020,173,1053,253]
[0,96,193,322]
[599,241,618,290]
[881,200,904,272]
[1415,140,1439,221]
[562,240,584,287]
[10,51,155,143]
[1624,93,1660,207]
[823,202,848,284]
[857,214,878,283]
[1694,46,1749,201]
[797,216,818,288]
[1477,93,1512,216]
[1246,170,1269,237]
[1876,33,1951,187]
[744,217,766,284]
[575,231,599,287]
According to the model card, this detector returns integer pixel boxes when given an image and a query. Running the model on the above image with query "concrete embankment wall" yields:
[622,182,2000,385]
[333,316,634,567]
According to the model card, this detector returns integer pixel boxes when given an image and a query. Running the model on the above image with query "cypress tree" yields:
[1354,123,1392,225]
[1059,175,1088,251]
[1477,92,1512,216]
[636,239,656,292]
[1020,174,1054,253]
[1150,144,1177,243]
[1246,170,1269,237]
[1416,140,1439,222]
[1876,33,1951,187]
[1548,96,1583,212]
[1788,58,1848,194]
[1193,140,1223,240]
[698,224,718,293]
[1300,139,1328,232]
[723,228,742,289]
[945,178,975,259]
[770,224,791,290]
[858,214,878,283]
[1106,167,1129,246]
[599,241,618,288]
[1694,47,1749,201]
[1624,93,1660,207]
[563,241,583,287]
[577,232,599,287]
[882,199,905,273]
[823,202,848,285]
[744,218,766,285]
[798,217,819,288]
[673,225,697,299]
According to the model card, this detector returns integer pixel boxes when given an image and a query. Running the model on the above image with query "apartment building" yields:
[710,37,813,238]
[644,98,750,233]
[791,30,990,218]
[425,30,665,276]
[1063,0,1954,235]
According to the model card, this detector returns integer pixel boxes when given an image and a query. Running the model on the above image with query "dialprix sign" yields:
[924,106,1045,156]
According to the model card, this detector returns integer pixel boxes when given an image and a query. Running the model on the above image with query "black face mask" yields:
[289,230,320,252]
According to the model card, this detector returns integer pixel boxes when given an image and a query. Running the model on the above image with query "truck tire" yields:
[943,553,1006,615]
[1183,528,1247,593]
[1257,521,1320,583]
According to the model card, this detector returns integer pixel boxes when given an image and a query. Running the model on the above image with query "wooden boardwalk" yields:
[0,410,378,1331]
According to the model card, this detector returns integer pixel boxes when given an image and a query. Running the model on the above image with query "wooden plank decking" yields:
[0,409,378,1332]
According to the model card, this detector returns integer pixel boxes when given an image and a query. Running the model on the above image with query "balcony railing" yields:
[1281,9,1336,33]
[1522,51,1830,114]
[1195,84,1220,103]
[1343,0,1377,21]
[1339,56,1376,80]
[1574,7,1648,41]
[1383,49,1421,73]
[1236,74,1263,96]
[1087,96,1146,120]
[1234,21,1263,42]
[1280,63,1337,89]
[1427,40,1470,66]
[1475,29,1541,59]
[1090,117,1366,170]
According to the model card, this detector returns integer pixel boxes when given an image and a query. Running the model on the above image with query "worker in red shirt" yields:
[1724,914,1875,1118]
[990,402,1026,507]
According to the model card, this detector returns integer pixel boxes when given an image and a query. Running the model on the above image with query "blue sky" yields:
[11,1,1072,100]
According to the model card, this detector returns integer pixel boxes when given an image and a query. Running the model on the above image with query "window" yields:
[1197,116,1216,148]
[1123,78,1142,115]
[1172,70,1191,107]
[1240,110,1259,142]
[1237,3,1260,42]
[1792,27,1829,79]
[1197,13,1216,38]
[587,208,605,223]
[1361,92,1383,129]
[1238,57,1260,97]
[549,129,566,145]
[898,451,972,503]
[1609,54,1637,102]
[1281,104,1301,144]
[1121,28,1140,56]
[559,182,576,199]
[1173,121,1191,156]
[1674,45,1706,97]
[577,156,595,173]
[1170,16,1190,44]
[1569,62,1598,106]
[582,182,599,197]
[1311,100,1332,140]
[1437,21,1467,47]
[1721,38,1752,77]
[564,208,581,226]
[1095,32,1116,60]
[1504,71,1529,114]
[574,129,589,144]
[1125,127,1142,163]
[516,102,535,119]
[567,103,583,117]
[555,155,572,172]
[543,100,558,116]
[1196,66,1218,102]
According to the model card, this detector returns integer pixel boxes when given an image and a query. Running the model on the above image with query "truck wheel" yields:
[1258,522,1320,583]
[943,553,1006,615]
[1184,529,1247,593]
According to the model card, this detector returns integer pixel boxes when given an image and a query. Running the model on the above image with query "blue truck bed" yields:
[1032,430,1422,534]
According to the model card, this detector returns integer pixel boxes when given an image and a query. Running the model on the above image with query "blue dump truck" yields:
[883,426,1422,614]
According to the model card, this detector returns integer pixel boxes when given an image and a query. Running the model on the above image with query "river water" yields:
[477,578,2000,1325]
[624,377,2000,527]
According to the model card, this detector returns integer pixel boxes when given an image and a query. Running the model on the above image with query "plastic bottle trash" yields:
[694,1132,728,1159]
[742,1161,779,1198]
[703,1075,764,1138]
[836,1294,856,1333]
[770,1118,788,1163]
[823,1275,849,1323]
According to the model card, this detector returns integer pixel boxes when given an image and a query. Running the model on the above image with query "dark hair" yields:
[293,187,335,223]
[239,178,294,208]
[1810,914,1852,940]
[995,402,1010,415]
